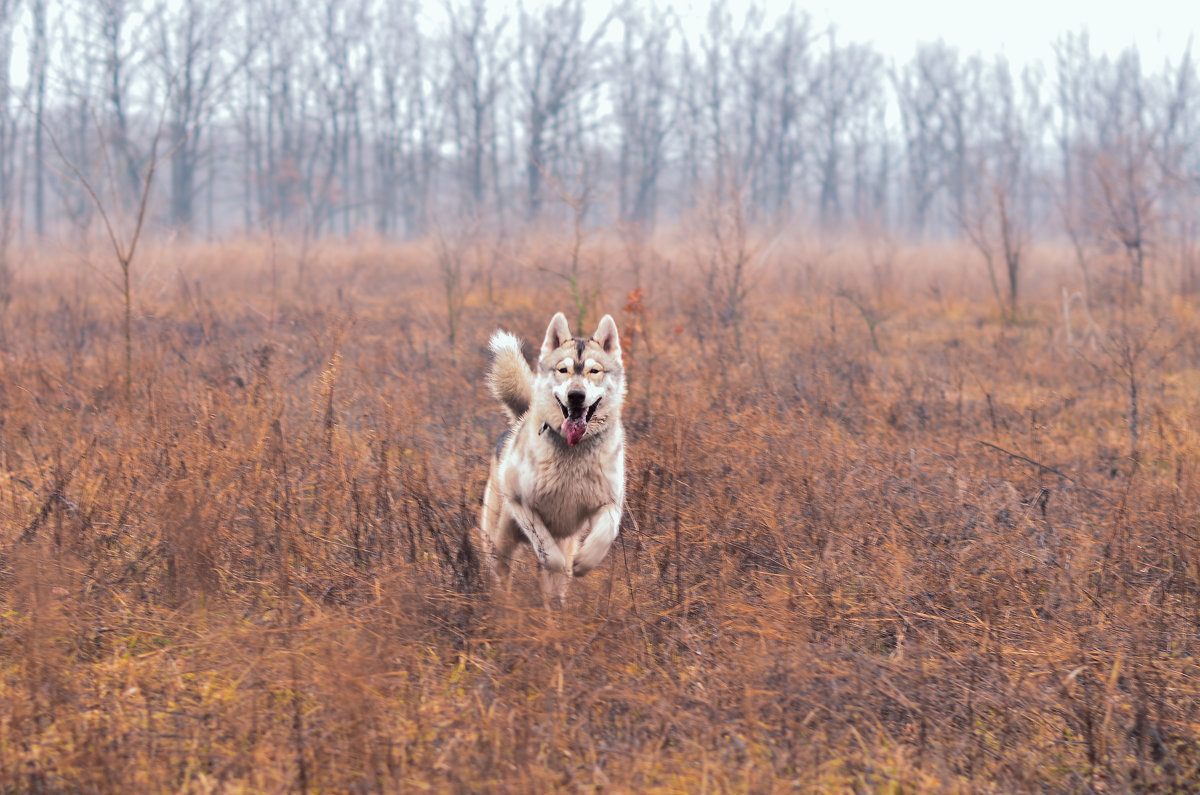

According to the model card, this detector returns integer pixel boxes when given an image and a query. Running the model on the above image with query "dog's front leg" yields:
[508,502,570,575]
[539,535,577,609]
[573,504,621,577]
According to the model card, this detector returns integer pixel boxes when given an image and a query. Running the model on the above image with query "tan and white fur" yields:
[478,312,626,605]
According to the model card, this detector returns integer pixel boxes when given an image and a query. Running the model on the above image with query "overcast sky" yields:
[4,0,1196,92]
[809,0,1193,68]
[659,0,1197,70]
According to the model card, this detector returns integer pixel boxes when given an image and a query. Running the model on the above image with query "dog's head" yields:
[534,312,625,447]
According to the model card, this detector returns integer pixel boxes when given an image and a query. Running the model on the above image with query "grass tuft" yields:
[1,233,1198,790]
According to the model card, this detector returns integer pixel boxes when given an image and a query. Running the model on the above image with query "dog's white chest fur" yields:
[503,425,625,540]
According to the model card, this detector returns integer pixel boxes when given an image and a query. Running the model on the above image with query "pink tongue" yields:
[562,417,587,446]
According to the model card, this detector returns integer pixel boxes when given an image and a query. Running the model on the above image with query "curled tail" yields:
[488,330,533,422]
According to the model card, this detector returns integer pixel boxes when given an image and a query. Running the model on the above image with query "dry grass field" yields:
[1,232,1199,792]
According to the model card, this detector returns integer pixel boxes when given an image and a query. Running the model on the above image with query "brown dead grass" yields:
[1,232,1199,792]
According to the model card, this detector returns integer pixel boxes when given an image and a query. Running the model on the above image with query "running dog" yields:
[478,312,626,604]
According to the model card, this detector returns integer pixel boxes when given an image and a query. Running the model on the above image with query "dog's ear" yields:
[541,312,572,357]
[593,315,621,360]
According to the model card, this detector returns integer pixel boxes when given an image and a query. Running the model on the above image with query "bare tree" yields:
[252,0,310,233]
[29,0,47,237]
[304,0,372,238]
[41,3,101,243]
[694,0,736,201]
[1,0,1198,253]
[1051,43,1194,300]
[957,57,1042,322]
[1154,49,1200,292]
[516,0,612,220]
[893,43,978,235]
[612,0,675,233]
[764,8,814,216]
[1053,33,1091,223]
[1099,48,1200,297]
[152,0,239,235]
[682,1,778,218]
[1090,50,1158,296]
[848,88,890,225]
[1051,33,1108,302]
[811,31,882,228]
[369,0,438,237]
[93,0,155,205]
[44,106,178,399]
[893,45,946,234]
[445,0,507,217]
[0,0,21,290]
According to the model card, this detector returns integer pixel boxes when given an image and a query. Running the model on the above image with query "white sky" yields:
[804,0,1195,69]
[6,0,1196,89]
[655,0,1197,71]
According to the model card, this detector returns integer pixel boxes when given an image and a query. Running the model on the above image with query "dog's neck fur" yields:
[536,414,619,450]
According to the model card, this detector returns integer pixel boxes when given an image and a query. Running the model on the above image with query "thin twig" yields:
[975,439,1110,500]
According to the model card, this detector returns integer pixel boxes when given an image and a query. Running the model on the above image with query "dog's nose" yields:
[567,389,586,406]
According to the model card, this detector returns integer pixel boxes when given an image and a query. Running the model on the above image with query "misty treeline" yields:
[0,0,1198,275]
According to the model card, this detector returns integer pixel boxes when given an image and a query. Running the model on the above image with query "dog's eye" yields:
[589,367,602,376]
[557,366,569,374]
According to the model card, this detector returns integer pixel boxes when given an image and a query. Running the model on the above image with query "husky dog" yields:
[478,312,626,604]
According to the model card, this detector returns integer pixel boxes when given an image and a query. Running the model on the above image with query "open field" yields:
[1,234,1199,792]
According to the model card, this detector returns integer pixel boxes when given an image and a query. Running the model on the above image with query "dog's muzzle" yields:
[556,395,600,420]
[556,395,601,446]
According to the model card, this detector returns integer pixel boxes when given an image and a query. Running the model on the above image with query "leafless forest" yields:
[2,0,1200,792]
[0,0,1199,267]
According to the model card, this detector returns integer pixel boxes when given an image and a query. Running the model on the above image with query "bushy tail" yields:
[488,331,533,423]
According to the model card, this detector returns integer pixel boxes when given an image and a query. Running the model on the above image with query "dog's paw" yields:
[572,547,604,577]
[573,513,619,576]
[535,547,571,576]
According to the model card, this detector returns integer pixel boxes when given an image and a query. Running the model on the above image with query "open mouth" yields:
[556,396,601,446]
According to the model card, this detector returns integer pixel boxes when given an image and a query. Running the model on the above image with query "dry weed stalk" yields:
[0,234,1197,791]
[699,176,761,351]
[40,107,181,401]
[533,162,601,331]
